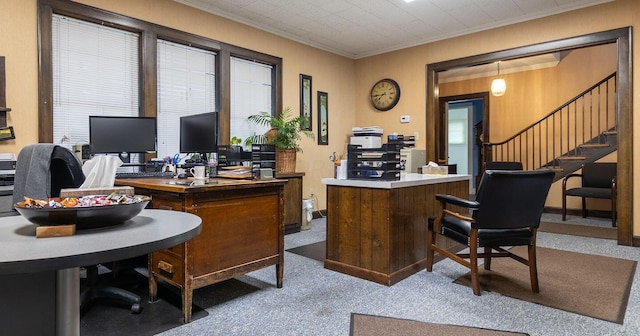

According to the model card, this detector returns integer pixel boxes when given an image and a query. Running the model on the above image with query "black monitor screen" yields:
[180,112,218,155]
[89,116,157,154]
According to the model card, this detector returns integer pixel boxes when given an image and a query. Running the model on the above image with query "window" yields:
[157,40,216,158]
[52,14,139,147]
[39,0,282,150]
[230,57,273,148]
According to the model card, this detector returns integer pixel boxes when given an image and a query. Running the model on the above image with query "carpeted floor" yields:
[453,246,637,324]
[350,313,529,336]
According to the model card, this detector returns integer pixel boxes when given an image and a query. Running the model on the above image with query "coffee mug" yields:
[190,166,206,179]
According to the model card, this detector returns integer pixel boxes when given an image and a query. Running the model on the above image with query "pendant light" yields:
[491,61,507,97]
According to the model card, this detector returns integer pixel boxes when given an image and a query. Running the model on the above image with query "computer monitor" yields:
[180,112,218,161]
[89,116,157,162]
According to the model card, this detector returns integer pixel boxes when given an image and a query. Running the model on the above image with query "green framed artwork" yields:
[300,74,312,131]
[318,91,328,145]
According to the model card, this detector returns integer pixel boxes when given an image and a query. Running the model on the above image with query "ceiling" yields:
[174,0,613,59]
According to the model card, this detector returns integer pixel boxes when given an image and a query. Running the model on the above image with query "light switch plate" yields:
[400,115,410,123]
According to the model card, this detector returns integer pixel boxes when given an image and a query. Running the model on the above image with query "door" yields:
[447,104,474,192]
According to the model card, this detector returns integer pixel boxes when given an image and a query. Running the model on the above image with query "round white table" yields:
[0,209,202,336]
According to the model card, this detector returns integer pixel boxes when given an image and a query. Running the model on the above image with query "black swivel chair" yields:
[426,169,555,295]
[13,144,142,314]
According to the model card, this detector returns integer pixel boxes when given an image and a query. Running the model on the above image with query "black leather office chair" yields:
[426,169,555,295]
[562,162,617,227]
[13,144,143,314]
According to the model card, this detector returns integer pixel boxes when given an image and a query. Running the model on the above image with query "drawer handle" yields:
[157,260,174,274]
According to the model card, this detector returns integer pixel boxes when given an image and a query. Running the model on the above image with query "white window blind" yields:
[230,57,273,148]
[157,40,216,159]
[52,14,139,148]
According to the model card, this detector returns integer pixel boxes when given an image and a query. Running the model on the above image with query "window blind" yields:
[157,40,216,158]
[52,14,139,148]
[230,57,273,148]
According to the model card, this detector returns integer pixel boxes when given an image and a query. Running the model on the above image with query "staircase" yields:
[484,72,617,182]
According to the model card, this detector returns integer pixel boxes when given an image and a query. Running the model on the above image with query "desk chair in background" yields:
[13,144,143,314]
[484,161,523,171]
[426,169,555,295]
[562,162,617,227]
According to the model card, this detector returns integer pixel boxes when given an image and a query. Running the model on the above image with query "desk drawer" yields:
[151,250,185,284]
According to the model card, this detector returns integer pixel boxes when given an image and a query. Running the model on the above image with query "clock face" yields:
[370,78,400,111]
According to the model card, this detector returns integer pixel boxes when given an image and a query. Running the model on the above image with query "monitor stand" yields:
[118,152,130,163]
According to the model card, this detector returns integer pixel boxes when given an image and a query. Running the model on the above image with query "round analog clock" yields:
[370,78,401,111]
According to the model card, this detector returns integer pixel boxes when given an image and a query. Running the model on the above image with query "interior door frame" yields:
[440,93,489,193]
[426,27,633,246]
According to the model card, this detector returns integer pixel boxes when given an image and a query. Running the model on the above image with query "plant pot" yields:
[276,148,296,173]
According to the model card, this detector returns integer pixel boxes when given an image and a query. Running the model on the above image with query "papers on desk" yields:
[352,126,383,136]
[217,166,253,179]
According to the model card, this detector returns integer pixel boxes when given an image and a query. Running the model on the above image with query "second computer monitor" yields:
[180,112,218,160]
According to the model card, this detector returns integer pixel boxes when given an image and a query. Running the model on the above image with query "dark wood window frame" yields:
[426,27,633,246]
[37,0,282,146]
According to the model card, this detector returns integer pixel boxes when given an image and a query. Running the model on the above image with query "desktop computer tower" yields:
[400,148,426,173]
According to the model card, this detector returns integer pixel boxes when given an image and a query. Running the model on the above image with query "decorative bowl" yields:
[14,196,151,230]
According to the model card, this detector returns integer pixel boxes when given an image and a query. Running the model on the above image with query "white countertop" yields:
[322,173,470,189]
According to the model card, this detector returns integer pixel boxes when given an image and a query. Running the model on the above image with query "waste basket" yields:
[301,198,314,230]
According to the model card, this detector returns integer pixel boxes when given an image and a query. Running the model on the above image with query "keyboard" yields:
[115,171,175,179]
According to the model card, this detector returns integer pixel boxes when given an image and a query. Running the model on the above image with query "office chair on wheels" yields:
[426,169,555,295]
[13,144,143,315]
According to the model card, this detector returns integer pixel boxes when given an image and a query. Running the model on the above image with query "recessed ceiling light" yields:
[405,0,416,3]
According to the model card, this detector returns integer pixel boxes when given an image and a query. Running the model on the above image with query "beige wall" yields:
[1,0,638,233]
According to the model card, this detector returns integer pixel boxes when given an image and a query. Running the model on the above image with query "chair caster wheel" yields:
[131,303,142,314]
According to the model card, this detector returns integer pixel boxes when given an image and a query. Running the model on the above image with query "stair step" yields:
[579,143,609,148]
[602,131,618,135]
[557,156,586,161]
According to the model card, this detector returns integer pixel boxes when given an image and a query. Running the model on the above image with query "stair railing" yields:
[484,72,616,171]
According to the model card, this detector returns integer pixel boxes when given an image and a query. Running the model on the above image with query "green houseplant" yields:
[246,107,314,173]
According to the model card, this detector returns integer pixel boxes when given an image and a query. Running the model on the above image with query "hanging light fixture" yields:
[491,61,507,96]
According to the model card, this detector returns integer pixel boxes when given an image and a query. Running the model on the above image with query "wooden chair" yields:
[562,162,617,227]
[426,170,555,295]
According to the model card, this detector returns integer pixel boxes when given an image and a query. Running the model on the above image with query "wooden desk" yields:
[275,172,305,234]
[0,209,201,336]
[322,174,470,286]
[116,177,286,323]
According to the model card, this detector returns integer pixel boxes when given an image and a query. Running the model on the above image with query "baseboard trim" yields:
[544,206,613,219]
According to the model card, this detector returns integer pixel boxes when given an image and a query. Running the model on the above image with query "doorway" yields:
[439,93,489,195]
[426,28,632,246]
[445,99,484,194]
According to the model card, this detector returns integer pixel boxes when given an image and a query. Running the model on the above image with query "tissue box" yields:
[422,165,448,175]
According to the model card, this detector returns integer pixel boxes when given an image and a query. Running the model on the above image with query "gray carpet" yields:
[116,215,639,336]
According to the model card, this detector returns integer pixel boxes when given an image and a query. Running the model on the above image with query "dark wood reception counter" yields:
[322,174,470,286]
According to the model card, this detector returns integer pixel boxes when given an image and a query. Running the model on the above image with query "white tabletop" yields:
[322,173,470,189]
[0,209,202,274]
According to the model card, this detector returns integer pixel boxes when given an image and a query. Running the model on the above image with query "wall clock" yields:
[370,78,400,111]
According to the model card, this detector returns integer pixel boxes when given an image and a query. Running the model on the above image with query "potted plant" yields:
[246,107,314,173]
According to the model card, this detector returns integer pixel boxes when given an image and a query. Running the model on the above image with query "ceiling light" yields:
[491,62,506,96]
[405,0,416,3]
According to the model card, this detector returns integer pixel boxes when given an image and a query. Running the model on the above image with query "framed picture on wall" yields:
[318,91,328,145]
[300,74,312,131]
